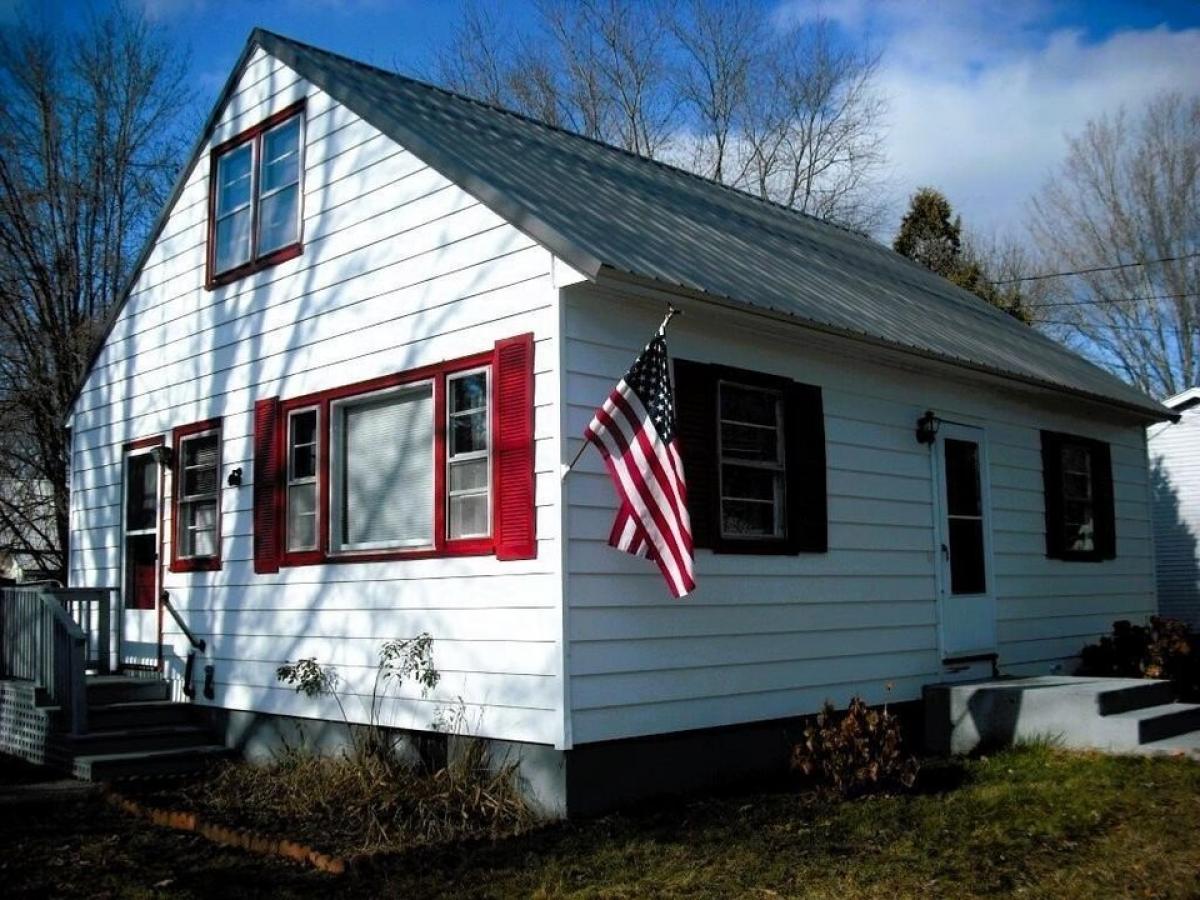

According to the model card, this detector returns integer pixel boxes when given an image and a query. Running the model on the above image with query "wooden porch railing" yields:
[0,586,89,735]
[49,587,115,675]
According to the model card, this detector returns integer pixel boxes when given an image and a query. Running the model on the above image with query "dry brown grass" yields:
[146,738,536,855]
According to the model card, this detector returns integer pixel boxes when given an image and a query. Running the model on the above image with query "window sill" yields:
[170,557,222,573]
[207,243,302,289]
[280,538,495,568]
[1046,551,1113,563]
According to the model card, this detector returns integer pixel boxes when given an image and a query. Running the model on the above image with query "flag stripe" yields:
[585,333,695,598]
[587,405,690,595]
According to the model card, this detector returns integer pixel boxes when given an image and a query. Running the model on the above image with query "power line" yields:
[1029,290,1200,309]
[1039,320,1197,334]
[991,251,1200,285]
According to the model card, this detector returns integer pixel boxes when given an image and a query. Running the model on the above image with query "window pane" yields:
[944,439,981,518]
[183,499,217,557]
[338,386,433,548]
[449,494,488,539]
[948,517,986,594]
[257,183,299,253]
[183,434,219,496]
[721,464,777,501]
[721,499,776,537]
[216,144,252,215]
[261,117,301,192]
[720,422,778,462]
[292,410,316,445]
[449,458,489,493]
[1063,471,1091,501]
[215,208,251,272]
[720,384,778,426]
[288,483,317,550]
[126,455,157,532]
[1061,445,1091,474]
[450,372,487,413]
[451,410,488,455]
[1065,519,1095,552]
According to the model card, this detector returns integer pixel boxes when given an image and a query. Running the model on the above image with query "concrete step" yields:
[67,724,215,756]
[87,700,195,731]
[71,744,234,782]
[86,677,169,706]
[1096,679,1175,716]
[1137,730,1200,761]
[1102,703,1200,746]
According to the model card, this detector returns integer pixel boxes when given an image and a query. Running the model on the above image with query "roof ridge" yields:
[253,28,878,245]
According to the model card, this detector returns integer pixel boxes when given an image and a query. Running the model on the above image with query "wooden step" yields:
[86,676,169,706]
[1096,680,1176,716]
[71,744,233,782]
[67,724,215,756]
[1103,703,1200,745]
[87,700,196,731]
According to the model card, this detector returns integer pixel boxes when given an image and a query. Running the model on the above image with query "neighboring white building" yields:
[1149,388,1200,627]
[62,30,1175,814]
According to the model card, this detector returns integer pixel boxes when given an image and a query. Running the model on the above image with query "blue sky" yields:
[11,0,1200,237]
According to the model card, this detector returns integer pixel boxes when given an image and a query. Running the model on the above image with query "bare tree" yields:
[1030,93,1200,399]
[0,6,193,581]
[430,0,889,231]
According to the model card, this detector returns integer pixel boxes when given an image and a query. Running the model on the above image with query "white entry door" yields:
[932,422,996,660]
[121,446,162,669]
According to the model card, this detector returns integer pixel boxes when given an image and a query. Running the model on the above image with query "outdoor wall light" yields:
[227,467,243,487]
[916,409,941,445]
[150,445,174,469]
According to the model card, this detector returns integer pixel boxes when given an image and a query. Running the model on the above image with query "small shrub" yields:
[1077,617,1199,700]
[791,695,919,797]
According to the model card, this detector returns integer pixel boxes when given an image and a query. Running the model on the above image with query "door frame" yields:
[119,435,166,672]
[929,420,997,661]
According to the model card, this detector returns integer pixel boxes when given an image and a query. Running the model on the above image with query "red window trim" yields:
[277,349,497,568]
[170,417,224,573]
[124,434,166,452]
[205,99,306,290]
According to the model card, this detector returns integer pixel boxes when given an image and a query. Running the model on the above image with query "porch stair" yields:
[65,676,233,781]
[924,676,1200,759]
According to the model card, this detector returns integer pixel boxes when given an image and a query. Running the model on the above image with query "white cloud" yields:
[777,1,1200,239]
[882,24,1200,238]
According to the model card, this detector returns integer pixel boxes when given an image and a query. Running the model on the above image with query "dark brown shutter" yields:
[493,333,536,560]
[1092,440,1116,560]
[784,382,827,553]
[1040,430,1066,558]
[672,358,718,549]
[253,397,281,574]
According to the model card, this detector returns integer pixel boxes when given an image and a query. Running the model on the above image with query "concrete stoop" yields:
[924,675,1200,759]
[2,675,233,782]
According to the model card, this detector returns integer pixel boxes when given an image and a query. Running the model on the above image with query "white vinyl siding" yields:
[562,286,1157,744]
[67,48,563,746]
[1149,401,1200,626]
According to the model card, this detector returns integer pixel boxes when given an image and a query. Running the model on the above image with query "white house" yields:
[1149,388,1200,627]
[62,30,1176,813]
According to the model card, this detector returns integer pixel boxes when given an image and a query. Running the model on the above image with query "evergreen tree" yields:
[894,188,1031,324]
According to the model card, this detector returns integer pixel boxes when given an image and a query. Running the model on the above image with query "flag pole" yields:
[562,304,682,478]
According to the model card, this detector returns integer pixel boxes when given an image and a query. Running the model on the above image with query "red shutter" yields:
[493,333,536,560]
[253,397,281,574]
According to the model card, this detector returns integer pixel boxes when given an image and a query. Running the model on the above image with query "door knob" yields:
[941,543,950,560]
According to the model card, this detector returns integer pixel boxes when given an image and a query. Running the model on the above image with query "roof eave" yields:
[595,267,1179,425]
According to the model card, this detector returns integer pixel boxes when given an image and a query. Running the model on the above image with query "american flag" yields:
[584,332,695,598]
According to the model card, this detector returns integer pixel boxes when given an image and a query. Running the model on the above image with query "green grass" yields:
[3,746,1199,898]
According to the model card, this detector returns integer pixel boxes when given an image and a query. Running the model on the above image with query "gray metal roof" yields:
[70,29,1175,422]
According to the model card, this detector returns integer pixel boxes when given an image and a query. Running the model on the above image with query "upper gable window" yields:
[208,101,305,287]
